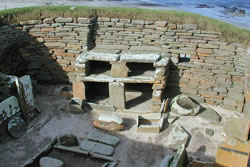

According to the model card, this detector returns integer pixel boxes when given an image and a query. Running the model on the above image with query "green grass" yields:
[0,6,249,46]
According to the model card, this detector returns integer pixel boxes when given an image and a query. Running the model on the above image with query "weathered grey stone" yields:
[120,53,160,63]
[80,140,114,156]
[59,134,78,146]
[164,125,190,150]
[39,157,63,167]
[55,17,73,23]
[154,57,170,67]
[20,20,42,25]
[198,44,219,49]
[44,42,66,48]
[86,102,116,112]
[171,57,179,64]
[43,18,54,24]
[98,114,124,125]
[16,75,36,124]
[227,91,244,101]
[170,95,200,116]
[132,20,145,25]
[224,117,250,142]
[223,98,237,107]
[169,144,189,167]
[183,24,197,30]
[88,132,120,147]
[8,116,27,139]
[129,46,161,52]
[213,87,227,93]
[111,62,129,77]
[85,52,120,62]
[155,67,166,76]
[96,44,129,50]
[109,82,125,108]
[0,96,21,125]
[98,17,111,22]
[76,54,88,63]
[198,107,221,123]
[205,128,214,136]
[160,155,174,167]
[69,104,84,114]
[180,88,197,95]
[155,21,168,27]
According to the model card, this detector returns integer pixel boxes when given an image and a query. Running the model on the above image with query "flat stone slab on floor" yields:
[198,107,221,123]
[16,75,36,123]
[88,132,120,147]
[80,140,114,156]
[8,116,27,139]
[164,125,190,151]
[85,51,120,62]
[39,157,63,167]
[120,53,160,63]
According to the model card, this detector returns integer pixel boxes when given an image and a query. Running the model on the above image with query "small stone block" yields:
[88,132,120,147]
[85,52,120,62]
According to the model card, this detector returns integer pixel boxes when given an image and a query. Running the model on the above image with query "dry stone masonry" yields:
[0,17,248,112]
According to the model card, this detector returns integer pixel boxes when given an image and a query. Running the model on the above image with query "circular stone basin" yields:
[8,116,27,139]
[177,96,196,110]
[171,95,200,116]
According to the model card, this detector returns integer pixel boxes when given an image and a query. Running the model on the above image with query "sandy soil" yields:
[0,84,241,167]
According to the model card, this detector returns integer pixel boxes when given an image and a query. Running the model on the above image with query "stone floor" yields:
[0,84,241,167]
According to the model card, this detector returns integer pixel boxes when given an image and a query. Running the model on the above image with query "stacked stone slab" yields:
[74,51,170,112]
[94,18,167,51]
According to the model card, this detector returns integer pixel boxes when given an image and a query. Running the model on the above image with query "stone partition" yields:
[245,48,250,115]
[0,17,248,112]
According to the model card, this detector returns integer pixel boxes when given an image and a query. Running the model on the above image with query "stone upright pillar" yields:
[73,81,86,99]
[110,62,129,78]
[109,82,125,109]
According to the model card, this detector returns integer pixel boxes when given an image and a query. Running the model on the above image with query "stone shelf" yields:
[78,74,158,84]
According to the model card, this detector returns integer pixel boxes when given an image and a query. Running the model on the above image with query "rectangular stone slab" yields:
[85,52,120,62]
[80,140,114,156]
[120,53,160,63]
[88,132,120,147]
[16,75,36,124]
[0,96,21,125]
[154,57,170,67]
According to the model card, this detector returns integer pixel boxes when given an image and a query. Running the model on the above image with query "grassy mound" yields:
[0,6,249,46]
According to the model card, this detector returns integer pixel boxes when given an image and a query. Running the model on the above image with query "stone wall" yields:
[0,17,248,111]
[0,17,96,83]
[245,48,250,115]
